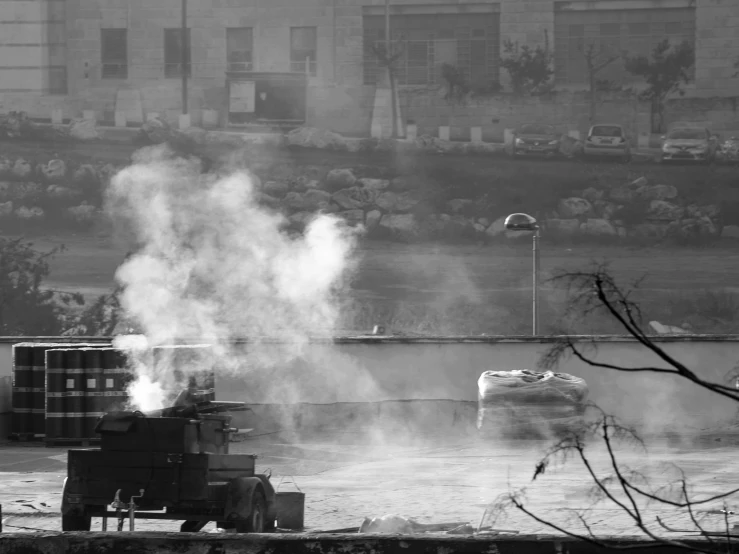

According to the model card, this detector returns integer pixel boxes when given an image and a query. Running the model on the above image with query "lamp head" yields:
[504,213,539,231]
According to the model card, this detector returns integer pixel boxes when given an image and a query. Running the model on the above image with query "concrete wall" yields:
[694,0,739,97]
[400,91,739,142]
[1,336,738,434]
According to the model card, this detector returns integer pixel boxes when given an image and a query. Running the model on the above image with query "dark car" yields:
[511,124,561,157]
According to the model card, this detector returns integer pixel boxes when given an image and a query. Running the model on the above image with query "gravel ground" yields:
[1,431,738,537]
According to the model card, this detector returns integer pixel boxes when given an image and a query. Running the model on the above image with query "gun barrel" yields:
[196,401,248,413]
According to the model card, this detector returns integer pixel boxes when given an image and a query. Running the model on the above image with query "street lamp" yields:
[504,213,540,336]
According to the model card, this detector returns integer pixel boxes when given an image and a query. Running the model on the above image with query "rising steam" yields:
[107,146,358,411]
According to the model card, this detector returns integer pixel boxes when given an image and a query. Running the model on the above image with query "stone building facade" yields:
[1,0,738,136]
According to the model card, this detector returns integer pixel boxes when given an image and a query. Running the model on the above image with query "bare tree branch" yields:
[542,265,739,403]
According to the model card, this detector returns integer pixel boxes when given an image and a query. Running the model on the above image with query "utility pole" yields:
[181,0,189,115]
[385,0,398,138]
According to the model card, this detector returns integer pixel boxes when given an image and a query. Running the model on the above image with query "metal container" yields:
[11,345,33,436]
[45,349,67,440]
[275,480,304,530]
[31,347,47,435]
[101,348,133,413]
[66,349,85,440]
[82,349,104,438]
[97,414,230,454]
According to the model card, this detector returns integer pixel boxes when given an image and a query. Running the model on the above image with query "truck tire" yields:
[61,477,91,531]
[235,491,266,533]
[62,512,91,531]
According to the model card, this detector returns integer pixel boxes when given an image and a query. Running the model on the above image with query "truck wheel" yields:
[62,512,91,531]
[235,491,266,533]
[61,478,91,531]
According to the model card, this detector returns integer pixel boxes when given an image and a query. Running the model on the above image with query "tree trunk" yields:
[389,66,398,139]
[650,97,664,134]
[589,72,597,123]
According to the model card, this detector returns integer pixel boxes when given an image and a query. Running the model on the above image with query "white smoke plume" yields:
[107,146,359,411]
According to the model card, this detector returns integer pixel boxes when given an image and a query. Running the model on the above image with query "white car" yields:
[660,127,719,164]
[582,124,632,163]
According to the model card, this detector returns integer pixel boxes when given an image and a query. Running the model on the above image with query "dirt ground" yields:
[1,431,738,537]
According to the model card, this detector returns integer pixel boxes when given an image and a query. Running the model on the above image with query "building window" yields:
[101,28,128,79]
[290,27,317,76]
[164,28,191,78]
[553,8,695,85]
[362,13,500,89]
[227,27,253,72]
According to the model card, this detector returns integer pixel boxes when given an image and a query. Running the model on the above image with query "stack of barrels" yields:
[11,342,111,440]
[11,342,217,446]
[45,346,134,445]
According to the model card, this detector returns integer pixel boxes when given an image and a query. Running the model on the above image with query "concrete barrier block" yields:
[179,114,191,130]
[471,126,483,143]
[406,123,417,140]
[504,128,515,145]
[439,125,450,141]
[202,109,219,128]
[51,108,63,125]
[114,111,127,127]
[567,130,580,140]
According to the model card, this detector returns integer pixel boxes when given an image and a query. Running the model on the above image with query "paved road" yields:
[1,432,737,536]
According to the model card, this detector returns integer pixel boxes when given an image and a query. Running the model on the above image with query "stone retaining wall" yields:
[0,532,720,554]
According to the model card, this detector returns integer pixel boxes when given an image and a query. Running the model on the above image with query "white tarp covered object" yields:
[477,370,589,437]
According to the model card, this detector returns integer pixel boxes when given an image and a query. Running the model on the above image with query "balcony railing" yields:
[363,37,499,87]
[101,62,128,79]
[290,59,317,76]
[164,62,192,78]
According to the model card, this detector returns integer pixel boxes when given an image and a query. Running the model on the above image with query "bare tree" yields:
[488,264,739,552]
[371,41,405,139]
[584,44,620,123]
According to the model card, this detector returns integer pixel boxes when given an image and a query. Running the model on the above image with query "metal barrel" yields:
[45,349,67,441]
[101,348,132,413]
[11,344,34,436]
[30,346,48,436]
[65,349,85,440]
[82,349,104,439]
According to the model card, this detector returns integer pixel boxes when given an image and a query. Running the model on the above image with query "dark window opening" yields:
[101,28,128,79]
[290,27,317,76]
[227,27,253,72]
[164,28,191,78]
[362,13,500,88]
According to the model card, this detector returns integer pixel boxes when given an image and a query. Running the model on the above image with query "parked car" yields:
[716,136,739,164]
[582,124,631,162]
[510,124,562,157]
[660,127,719,163]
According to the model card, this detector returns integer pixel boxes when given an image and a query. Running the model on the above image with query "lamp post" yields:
[504,213,540,336]
[384,0,398,138]
[181,0,188,116]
